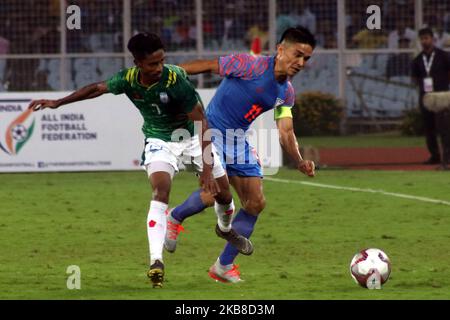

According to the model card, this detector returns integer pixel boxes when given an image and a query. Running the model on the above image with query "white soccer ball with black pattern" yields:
[350,248,391,289]
[11,124,28,142]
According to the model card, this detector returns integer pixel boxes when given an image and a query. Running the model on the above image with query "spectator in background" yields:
[216,3,245,49]
[203,18,215,48]
[436,3,450,33]
[31,70,52,91]
[412,27,450,165]
[388,19,416,49]
[172,15,196,49]
[246,16,269,50]
[346,12,364,48]
[276,4,297,41]
[276,0,316,41]
[352,28,387,49]
[5,59,39,91]
[310,0,337,27]
[431,18,450,49]
[386,38,412,79]
[315,20,337,49]
[0,36,9,89]
[297,1,316,35]
[161,2,181,50]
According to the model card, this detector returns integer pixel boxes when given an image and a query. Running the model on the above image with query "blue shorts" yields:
[211,132,263,178]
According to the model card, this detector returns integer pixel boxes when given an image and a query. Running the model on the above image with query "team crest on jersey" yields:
[148,144,163,152]
[274,98,285,108]
[160,92,169,104]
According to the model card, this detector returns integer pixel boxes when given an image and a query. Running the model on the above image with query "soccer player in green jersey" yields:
[28,33,253,288]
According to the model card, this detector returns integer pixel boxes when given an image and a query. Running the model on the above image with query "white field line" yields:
[265,177,450,207]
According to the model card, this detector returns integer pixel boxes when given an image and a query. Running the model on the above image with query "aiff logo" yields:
[0,107,35,155]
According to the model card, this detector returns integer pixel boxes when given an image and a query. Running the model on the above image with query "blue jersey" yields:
[204,53,296,177]
[206,53,295,132]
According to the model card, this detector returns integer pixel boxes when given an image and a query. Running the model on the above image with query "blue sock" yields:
[219,209,258,266]
[171,189,206,223]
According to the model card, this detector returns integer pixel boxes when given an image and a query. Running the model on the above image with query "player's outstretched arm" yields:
[276,117,315,177]
[179,59,219,75]
[187,104,220,195]
[28,81,109,111]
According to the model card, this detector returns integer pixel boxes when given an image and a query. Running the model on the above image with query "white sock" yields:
[147,200,168,265]
[215,199,235,232]
[216,258,232,271]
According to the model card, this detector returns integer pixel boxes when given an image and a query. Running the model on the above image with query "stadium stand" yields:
[0,0,449,131]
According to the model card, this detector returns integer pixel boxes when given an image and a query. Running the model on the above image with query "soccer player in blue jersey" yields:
[165,27,316,283]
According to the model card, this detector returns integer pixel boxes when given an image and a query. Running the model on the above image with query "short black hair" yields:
[279,26,317,49]
[418,27,434,38]
[127,32,164,60]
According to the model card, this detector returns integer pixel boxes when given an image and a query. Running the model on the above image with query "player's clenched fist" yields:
[28,99,61,111]
[298,159,315,177]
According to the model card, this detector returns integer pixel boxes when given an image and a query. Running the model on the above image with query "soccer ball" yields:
[11,124,28,142]
[350,248,391,289]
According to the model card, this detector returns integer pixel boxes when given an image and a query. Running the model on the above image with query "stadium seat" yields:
[383,84,397,101]
[47,73,61,90]
[362,93,379,114]
[362,79,377,94]
[36,58,73,90]
[390,76,411,85]
[374,54,389,72]
[88,33,115,52]
[393,87,408,102]
[74,69,100,88]
[73,58,98,73]
[361,55,375,69]
[98,58,123,79]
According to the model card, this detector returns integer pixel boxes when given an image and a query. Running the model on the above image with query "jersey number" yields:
[244,104,263,122]
[151,104,162,115]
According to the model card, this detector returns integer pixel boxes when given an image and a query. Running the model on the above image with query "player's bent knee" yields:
[245,197,266,215]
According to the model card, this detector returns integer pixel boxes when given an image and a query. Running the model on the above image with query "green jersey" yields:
[106,64,200,141]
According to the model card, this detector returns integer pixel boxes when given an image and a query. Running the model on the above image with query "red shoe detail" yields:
[208,264,241,283]
[226,265,241,277]
[148,220,157,228]
[167,220,185,240]
[208,271,229,283]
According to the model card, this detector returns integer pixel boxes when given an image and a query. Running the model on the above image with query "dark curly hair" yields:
[127,32,165,60]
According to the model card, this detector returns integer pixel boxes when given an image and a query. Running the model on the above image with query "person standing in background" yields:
[412,27,450,165]
[386,38,412,79]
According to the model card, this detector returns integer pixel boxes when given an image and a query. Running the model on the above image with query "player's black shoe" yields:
[215,224,254,255]
[423,156,440,165]
[147,260,164,288]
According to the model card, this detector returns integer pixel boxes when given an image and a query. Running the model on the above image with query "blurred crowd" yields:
[1,0,450,91]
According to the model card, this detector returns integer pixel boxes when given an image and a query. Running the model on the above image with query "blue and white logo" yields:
[148,144,163,153]
[274,98,285,108]
[160,92,169,104]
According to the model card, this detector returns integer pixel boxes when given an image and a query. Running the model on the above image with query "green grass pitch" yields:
[1,168,449,300]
